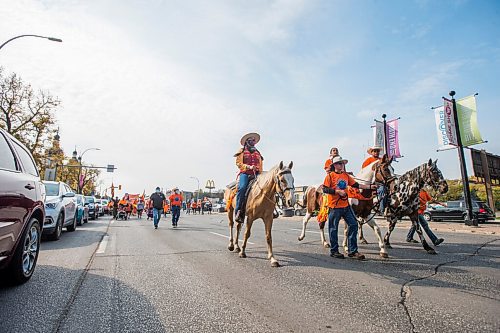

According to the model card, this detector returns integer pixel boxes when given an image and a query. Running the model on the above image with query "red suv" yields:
[0,129,45,284]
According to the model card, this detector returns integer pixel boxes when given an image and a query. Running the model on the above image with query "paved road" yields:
[1,213,499,333]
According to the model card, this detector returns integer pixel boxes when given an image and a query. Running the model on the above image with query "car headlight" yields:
[45,202,57,209]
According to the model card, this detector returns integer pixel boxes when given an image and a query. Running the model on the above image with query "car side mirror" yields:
[63,192,76,198]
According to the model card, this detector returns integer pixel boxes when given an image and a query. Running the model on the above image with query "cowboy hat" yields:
[240,132,260,146]
[367,146,383,154]
[331,156,348,165]
[172,187,179,191]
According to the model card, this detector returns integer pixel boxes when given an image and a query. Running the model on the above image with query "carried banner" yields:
[372,120,386,155]
[456,95,483,146]
[385,119,402,158]
[433,106,455,150]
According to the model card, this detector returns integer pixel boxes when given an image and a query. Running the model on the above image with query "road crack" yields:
[398,238,500,333]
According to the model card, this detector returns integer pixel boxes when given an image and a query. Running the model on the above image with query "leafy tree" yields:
[0,67,60,168]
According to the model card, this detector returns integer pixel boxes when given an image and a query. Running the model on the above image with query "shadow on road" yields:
[0,265,165,333]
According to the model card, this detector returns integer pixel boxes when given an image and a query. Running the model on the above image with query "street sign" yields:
[107,164,115,173]
[470,149,500,184]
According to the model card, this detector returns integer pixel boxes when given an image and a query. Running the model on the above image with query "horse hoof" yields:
[427,249,437,255]
[239,252,247,258]
[271,261,280,268]
[380,252,389,258]
[386,244,393,249]
[298,236,304,242]
[360,239,368,245]
[228,245,234,252]
[324,243,331,248]
[235,247,241,253]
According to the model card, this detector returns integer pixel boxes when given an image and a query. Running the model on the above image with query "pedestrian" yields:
[150,187,166,229]
[169,187,183,227]
[323,156,377,260]
[406,189,445,245]
[112,196,119,219]
[324,147,340,173]
[137,199,145,219]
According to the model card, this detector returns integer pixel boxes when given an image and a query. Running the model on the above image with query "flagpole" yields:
[382,114,388,156]
[449,90,476,226]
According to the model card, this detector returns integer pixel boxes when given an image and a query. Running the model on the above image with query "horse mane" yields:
[254,164,280,190]
[398,162,428,185]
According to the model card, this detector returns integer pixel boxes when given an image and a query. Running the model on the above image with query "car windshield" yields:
[85,196,94,204]
[45,183,60,196]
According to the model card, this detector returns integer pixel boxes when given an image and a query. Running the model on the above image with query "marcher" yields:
[169,187,183,227]
[150,187,166,229]
[406,189,445,245]
[234,132,263,223]
[191,200,197,214]
[323,156,377,260]
[324,147,339,173]
[318,147,340,223]
[137,199,145,219]
[112,196,119,219]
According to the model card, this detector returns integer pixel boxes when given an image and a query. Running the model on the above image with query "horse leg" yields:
[359,221,368,244]
[383,218,397,249]
[227,208,235,252]
[319,221,330,248]
[264,218,280,267]
[366,219,388,258]
[239,218,254,258]
[298,212,311,241]
[412,216,436,254]
[234,219,242,253]
[342,219,349,254]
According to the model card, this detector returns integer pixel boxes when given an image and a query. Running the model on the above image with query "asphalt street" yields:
[1,212,499,333]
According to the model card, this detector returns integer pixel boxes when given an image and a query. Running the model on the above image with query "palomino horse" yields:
[298,156,393,257]
[224,162,295,267]
[381,159,448,254]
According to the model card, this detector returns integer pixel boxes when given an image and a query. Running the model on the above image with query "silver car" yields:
[42,181,77,241]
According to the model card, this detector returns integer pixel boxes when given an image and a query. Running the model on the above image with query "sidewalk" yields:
[280,215,499,236]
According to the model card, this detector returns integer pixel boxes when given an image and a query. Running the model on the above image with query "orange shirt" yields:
[323,171,356,209]
[169,194,183,206]
[324,159,332,172]
[418,190,432,215]
[362,156,379,168]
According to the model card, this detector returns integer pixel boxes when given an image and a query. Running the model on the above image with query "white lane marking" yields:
[290,228,322,234]
[96,235,109,254]
[209,232,255,245]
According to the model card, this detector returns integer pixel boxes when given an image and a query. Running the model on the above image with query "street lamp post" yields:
[73,147,100,194]
[190,176,200,201]
[0,34,62,51]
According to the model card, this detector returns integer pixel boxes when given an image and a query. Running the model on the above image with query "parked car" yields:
[42,181,77,240]
[101,199,110,215]
[75,194,89,225]
[85,196,98,220]
[0,128,45,284]
[423,200,495,223]
[95,199,105,217]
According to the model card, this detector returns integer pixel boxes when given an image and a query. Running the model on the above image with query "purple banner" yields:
[386,119,401,158]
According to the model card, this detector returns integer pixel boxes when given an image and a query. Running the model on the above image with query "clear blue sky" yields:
[1,0,499,194]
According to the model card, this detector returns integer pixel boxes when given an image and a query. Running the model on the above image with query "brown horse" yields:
[224,162,295,267]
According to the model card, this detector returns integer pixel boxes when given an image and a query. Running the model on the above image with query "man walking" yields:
[150,187,166,229]
[406,189,445,245]
[169,187,183,227]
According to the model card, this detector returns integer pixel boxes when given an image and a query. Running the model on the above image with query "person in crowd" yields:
[323,156,377,260]
[137,198,145,219]
[406,189,445,245]
[169,187,183,227]
[234,132,263,223]
[150,187,166,229]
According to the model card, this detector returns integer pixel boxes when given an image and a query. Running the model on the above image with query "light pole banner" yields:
[443,98,458,146]
[457,95,483,147]
[433,106,456,151]
[385,118,401,158]
[372,120,386,155]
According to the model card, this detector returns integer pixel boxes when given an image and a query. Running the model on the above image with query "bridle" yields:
[274,169,294,207]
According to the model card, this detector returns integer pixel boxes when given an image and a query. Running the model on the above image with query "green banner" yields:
[457,95,483,147]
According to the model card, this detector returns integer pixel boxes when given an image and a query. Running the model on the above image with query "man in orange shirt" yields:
[362,146,382,168]
[406,189,445,245]
[323,156,377,260]
[169,187,183,227]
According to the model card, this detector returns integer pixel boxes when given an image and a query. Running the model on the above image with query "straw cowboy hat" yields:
[367,145,383,154]
[240,132,260,146]
[331,156,348,165]
[172,187,179,191]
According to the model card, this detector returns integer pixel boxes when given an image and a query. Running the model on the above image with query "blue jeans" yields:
[328,206,358,254]
[377,186,386,213]
[171,206,180,224]
[236,173,250,212]
[407,215,438,243]
[153,208,162,226]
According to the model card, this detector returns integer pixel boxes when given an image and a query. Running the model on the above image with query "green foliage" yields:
[431,179,500,209]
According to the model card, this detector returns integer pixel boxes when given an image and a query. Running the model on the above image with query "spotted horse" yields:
[382,159,448,254]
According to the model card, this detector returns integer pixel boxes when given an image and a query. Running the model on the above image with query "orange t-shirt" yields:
[323,171,357,209]
[169,194,183,206]
[324,159,332,172]
[418,190,432,214]
[362,156,379,169]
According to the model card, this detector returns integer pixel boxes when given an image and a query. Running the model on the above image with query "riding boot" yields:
[235,210,244,223]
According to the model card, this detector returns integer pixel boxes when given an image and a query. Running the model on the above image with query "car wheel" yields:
[67,214,77,232]
[423,213,432,222]
[6,217,41,284]
[48,213,64,241]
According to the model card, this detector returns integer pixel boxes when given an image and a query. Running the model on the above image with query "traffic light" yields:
[118,185,122,190]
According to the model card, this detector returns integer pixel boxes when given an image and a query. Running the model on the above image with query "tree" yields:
[0,67,60,168]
